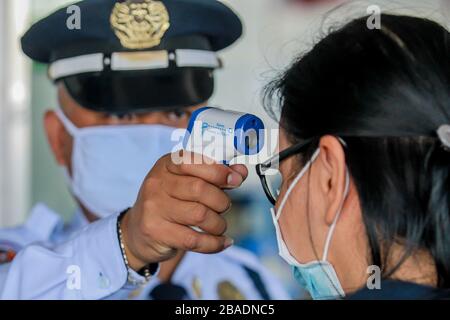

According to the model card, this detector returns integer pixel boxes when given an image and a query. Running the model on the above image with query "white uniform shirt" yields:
[0,204,289,300]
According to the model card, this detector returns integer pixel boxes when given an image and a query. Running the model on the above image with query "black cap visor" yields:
[62,67,214,114]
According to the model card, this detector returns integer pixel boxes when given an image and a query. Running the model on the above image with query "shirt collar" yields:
[66,207,91,232]
[26,203,64,241]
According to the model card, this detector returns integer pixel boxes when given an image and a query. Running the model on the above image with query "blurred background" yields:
[0,0,448,298]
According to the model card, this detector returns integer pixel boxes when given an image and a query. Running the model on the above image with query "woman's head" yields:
[265,14,450,297]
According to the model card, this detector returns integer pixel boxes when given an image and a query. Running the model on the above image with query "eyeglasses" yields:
[256,138,314,205]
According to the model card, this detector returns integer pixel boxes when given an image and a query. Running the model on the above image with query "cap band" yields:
[111,51,170,71]
[48,49,221,80]
[49,53,104,80]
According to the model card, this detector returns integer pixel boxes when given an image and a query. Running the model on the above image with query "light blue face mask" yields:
[270,148,350,300]
[56,109,185,218]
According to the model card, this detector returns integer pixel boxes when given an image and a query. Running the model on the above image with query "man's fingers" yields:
[164,175,231,213]
[163,223,233,254]
[166,151,246,188]
[229,164,249,181]
[165,199,227,236]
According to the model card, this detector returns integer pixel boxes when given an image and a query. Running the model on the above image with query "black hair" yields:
[264,14,450,288]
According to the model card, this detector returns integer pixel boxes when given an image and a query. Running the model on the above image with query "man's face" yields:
[43,84,204,220]
[45,84,202,168]
[56,84,199,129]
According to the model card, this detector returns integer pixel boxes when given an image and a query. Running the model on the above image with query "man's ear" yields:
[43,110,69,166]
[316,135,348,226]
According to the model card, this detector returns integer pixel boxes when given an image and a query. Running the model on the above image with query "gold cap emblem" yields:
[110,0,170,50]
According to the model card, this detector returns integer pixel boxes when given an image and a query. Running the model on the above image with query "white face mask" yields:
[271,148,350,300]
[55,109,184,218]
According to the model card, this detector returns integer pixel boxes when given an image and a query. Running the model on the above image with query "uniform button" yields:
[98,272,111,289]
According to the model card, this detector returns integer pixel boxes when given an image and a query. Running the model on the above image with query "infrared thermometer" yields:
[183,107,265,164]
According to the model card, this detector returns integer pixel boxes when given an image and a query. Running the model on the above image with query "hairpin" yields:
[437,124,450,151]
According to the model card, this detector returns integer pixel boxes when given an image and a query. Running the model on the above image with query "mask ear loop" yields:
[275,149,321,220]
[322,169,350,261]
[54,108,79,136]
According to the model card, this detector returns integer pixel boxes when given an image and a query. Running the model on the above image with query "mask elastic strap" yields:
[322,169,350,261]
[54,108,79,136]
[275,148,321,220]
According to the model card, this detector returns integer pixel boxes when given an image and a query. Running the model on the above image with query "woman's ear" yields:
[316,135,348,226]
[43,110,70,166]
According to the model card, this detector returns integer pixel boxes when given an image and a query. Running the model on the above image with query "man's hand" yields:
[120,151,248,271]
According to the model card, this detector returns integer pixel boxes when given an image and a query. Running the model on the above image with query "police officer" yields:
[0,0,289,300]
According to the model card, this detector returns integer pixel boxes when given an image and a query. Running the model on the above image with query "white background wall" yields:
[0,0,31,227]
